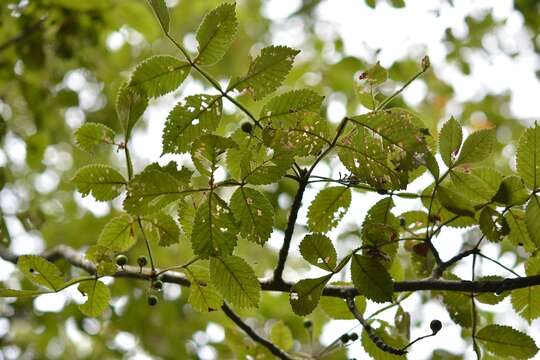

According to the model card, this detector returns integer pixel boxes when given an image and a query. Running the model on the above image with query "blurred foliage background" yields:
[0,0,539,359]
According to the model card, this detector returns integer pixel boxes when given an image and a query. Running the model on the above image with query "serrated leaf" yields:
[436,274,472,328]
[163,95,223,154]
[289,274,332,316]
[85,245,118,276]
[78,280,111,317]
[320,291,365,320]
[230,187,273,245]
[338,108,430,190]
[436,185,475,217]
[476,276,509,305]
[511,286,540,324]
[259,89,324,127]
[362,198,400,261]
[525,196,540,249]
[359,62,387,86]
[307,186,351,233]
[191,134,237,176]
[454,128,495,166]
[227,130,294,184]
[229,45,300,101]
[195,3,238,65]
[143,212,180,246]
[299,233,337,271]
[123,164,193,215]
[74,123,116,153]
[361,320,407,360]
[72,165,126,201]
[448,167,501,205]
[97,214,136,252]
[0,288,49,298]
[17,255,64,291]
[506,209,535,253]
[517,123,540,190]
[439,117,462,167]
[270,321,294,351]
[351,254,393,303]
[209,255,260,308]
[129,55,190,98]
[148,0,169,33]
[191,193,237,258]
[476,325,538,359]
[263,111,329,157]
[182,264,223,312]
[116,85,148,140]
[493,176,529,206]
[479,207,509,242]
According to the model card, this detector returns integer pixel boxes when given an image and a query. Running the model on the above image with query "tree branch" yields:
[221,303,292,360]
[3,245,540,297]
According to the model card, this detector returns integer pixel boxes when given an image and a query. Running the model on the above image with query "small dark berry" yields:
[147,295,158,306]
[29,268,34,273]
[241,122,253,133]
[349,332,358,341]
[430,319,442,333]
[303,320,312,328]
[137,256,148,267]
[153,280,163,290]
[115,254,128,267]
[340,334,350,343]
[376,188,387,195]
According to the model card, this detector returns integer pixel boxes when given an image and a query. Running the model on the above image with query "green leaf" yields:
[517,123,540,190]
[289,274,332,316]
[307,186,351,233]
[525,196,540,249]
[191,193,237,258]
[17,255,64,291]
[263,111,329,156]
[476,325,538,359]
[97,214,136,252]
[182,264,223,312]
[505,209,535,253]
[511,286,540,324]
[191,134,237,176]
[143,212,180,246]
[270,321,294,351]
[162,95,223,154]
[361,197,400,261]
[230,187,273,245]
[129,55,190,98]
[209,255,260,308]
[493,176,530,206]
[479,207,509,243]
[299,233,337,271]
[74,123,116,153]
[78,280,111,317]
[350,254,393,303]
[85,245,118,276]
[123,164,193,215]
[448,167,501,205]
[320,290,366,320]
[454,128,495,166]
[436,185,475,217]
[226,130,294,184]
[116,85,148,140]
[148,0,169,33]
[436,274,472,328]
[0,288,49,298]
[229,45,300,101]
[338,108,430,190]
[72,165,126,201]
[439,117,462,167]
[359,61,388,85]
[361,320,407,360]
[195,3,238,66]
[476,276,509,305]
[259,89,324,127]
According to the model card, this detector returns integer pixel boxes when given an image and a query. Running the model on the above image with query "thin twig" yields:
[221,303,292,360]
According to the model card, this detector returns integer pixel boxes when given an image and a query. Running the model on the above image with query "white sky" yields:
[2,0,540,359]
